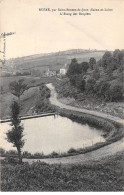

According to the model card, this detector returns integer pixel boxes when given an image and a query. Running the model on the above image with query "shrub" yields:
[109,84,123,102]
[35,84,55,113]
[3,157,19,165]
[68,148,77,154]
[1,152,124,192]
[89,57,96,70]
[75,77,86,92]
[99,82,110,101]
[92,68,100,80]
[80,61,89,72]
[86,78,96,93]
[50,151,59,158]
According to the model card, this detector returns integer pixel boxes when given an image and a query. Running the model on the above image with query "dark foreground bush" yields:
[3,157,19,165]
[1,151,124,191]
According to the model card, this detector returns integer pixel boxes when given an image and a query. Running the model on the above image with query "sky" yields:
[0,0,124,59]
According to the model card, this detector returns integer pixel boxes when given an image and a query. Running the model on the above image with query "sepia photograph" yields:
[0,0,124,192]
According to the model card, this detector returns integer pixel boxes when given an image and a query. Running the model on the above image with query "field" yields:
[1,151,124,191]
[0,76,55,94]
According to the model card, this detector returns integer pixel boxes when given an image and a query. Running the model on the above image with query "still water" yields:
[0,115,105,155]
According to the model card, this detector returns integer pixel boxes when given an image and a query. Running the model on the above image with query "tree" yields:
[66,58,81,77]
[101,51,112,70]
[99,82,110,101]
[75,75,86,91]
[69,74,78,86]
[86,78,96,93]
[80,62,89,72]
[9,79,27,103]
[113,49,124,70]
[6,101,25,164]
[89,57,96,70]
[97,59,102,67]
[92,68,100,80]
[109,84,123,102]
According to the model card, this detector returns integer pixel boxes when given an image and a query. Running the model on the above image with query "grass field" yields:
[0,76,55,94]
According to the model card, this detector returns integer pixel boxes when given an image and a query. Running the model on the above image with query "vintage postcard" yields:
[0,0,124,192]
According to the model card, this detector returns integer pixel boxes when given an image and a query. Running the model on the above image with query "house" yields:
[43,64,68,77]
[45,68,57,77]
[60,64,68,75]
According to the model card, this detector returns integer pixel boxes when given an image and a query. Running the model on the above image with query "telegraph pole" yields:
[0,32,16,64]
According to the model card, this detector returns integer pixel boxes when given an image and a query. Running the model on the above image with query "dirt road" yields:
[47,83,124,125]
[23,137,124,164]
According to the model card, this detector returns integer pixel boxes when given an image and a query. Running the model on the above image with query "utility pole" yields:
[0,32,16,65]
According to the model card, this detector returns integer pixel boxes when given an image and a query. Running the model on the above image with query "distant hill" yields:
[3,49,106,73]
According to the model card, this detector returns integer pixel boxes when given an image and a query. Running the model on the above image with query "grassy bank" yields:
[1,151,124,191]
[59,109,123,140]
[26,108,124,158]
[53,108,124,156]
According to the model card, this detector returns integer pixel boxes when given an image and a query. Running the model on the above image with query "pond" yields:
[0,115,105,155]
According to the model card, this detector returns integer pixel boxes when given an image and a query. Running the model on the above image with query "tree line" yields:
[66,49,124,102]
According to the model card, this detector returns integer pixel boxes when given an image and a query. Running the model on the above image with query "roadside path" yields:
[47,83,124,125]
[23,84,124,165]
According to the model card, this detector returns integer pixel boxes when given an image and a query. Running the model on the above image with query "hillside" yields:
[2,49,105,74]
[54,49,124,118]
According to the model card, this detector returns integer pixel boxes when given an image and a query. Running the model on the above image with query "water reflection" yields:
[0,115,105,155]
